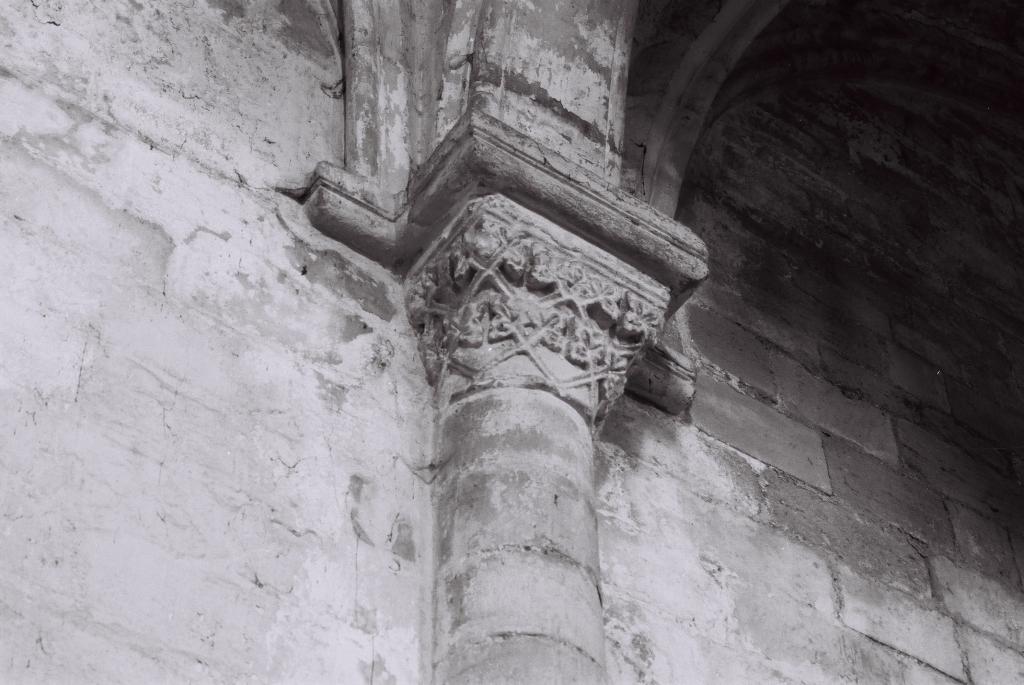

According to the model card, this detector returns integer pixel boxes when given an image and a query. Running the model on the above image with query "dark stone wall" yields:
[681,80,1024,454]
[602,4,1024,681]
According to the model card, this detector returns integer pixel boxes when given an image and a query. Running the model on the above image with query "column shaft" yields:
[433,388,604,683]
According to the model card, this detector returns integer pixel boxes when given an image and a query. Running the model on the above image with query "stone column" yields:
[407,195,669,683]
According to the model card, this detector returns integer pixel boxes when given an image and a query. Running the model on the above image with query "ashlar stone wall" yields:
[4,1,1024,684]
[593,77,1024,683]
[1,2,433,683]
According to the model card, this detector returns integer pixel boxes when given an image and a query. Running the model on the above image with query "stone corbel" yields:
[303,111,705,416]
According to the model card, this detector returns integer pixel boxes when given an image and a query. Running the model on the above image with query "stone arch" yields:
[673,0,1024,393]
[638,0,790,214]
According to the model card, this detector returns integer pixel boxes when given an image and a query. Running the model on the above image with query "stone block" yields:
[889,344,949,410]
[435,465,598,576]
[441,635,605,684]
[773,353,898,463]
[819,344,923,426]
[916,405,1016,476]
[599,398,763,518]
[893,321,959,374]
[821,325,892,376]
[687,303,775,394]
[790,264,893,338]
[0,0,347,190]
[0,65,426,685]
[963,629,1024,685]
[837,564,964,679]
[604,597,809,685]
[948,501,1019,587]
[597,455,835,640]
[624,343,697,415]
[824,435,952,549]
[691,374,830,492]
[762,470,932,598]
[606,549,949,684]
[603,576,930,685]
[931,556,1024,650]
[693,280,821,371]
[947,377,1024,448]
[897,419,1024,529]
[439,389,591,482]
[436,552,605,667]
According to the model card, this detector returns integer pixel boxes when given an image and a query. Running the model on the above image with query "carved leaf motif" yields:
[451,249,474,285]
[556,261,587,287]
[487,300,516,343]
[406,198,666,423]
[616,291,658,342]
[539,310,567,354]
[565,318,607,369]
[526,246,559,290]
[501,242,528,283]
[456,302,488,348]
[467,220,505,261]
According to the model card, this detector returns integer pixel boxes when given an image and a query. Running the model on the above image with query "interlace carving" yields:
[407,198,664,422]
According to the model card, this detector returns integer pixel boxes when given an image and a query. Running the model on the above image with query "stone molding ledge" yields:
[302,110,707,414]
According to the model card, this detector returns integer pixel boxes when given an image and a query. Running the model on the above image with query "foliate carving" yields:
[407,197,666,422]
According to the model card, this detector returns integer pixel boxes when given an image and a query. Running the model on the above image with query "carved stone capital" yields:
[408,195,669,424]
[305,111,708,416]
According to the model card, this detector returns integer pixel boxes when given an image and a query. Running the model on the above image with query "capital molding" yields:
[302,109,708,414]
[408,195,668,425]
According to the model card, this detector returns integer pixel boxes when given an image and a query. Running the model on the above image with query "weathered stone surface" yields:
[762,470,932,598]
[442,636,605,685]
[468,0,637,181]
[435,552,605,670]
[837,564,964,679]
[687,303,775,394]
[604,597,808,685]
[623,343,698,415]
[897,419,1024,529]
[691,374,830,492]
[0,0,344,191]
[819,344,923,428]
[435,389,596,574]
[10,0,1024,683]
[774,354,898,463]
[431,387,605,681]
[598,450,835,629]
[824,435,952,549]
[931,556,1024,650]
[599,397,764,518]
[892,322,960,379]
[963,629,1024,685]
[0,63,429,684]
[692,279,822,372]
[888,344,949,410]
[947,377,1024,448]
[1015,536,1024,591]
[948,501,1019,587]
[603,589,940,685]
[597,455,951,684]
